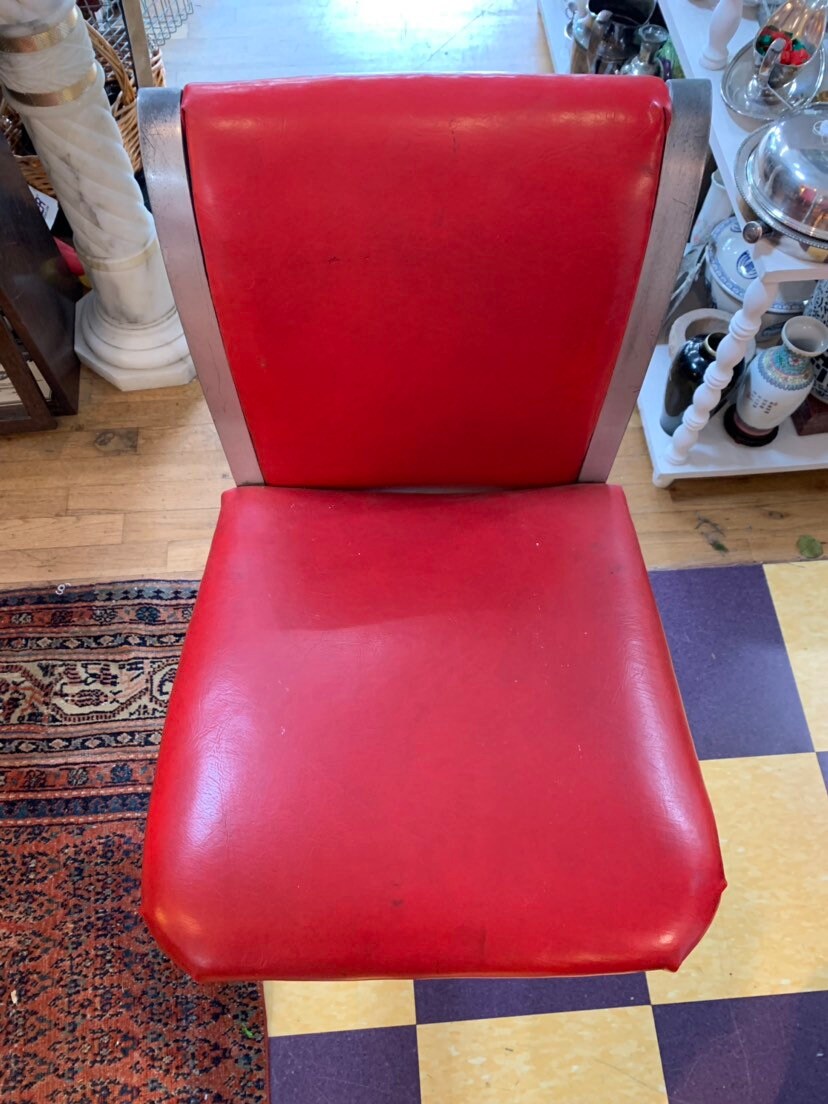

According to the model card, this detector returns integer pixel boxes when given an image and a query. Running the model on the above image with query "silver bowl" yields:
[752,46,812,91]
[737,104,828,245]
[722,42,824,121]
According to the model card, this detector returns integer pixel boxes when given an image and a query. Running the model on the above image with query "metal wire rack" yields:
[79,0,193,57]
[137,0,194,51]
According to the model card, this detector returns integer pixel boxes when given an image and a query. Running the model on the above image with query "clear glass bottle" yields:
[620,24,669,75]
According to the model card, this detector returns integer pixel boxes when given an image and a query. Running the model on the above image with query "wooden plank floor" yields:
[0,0,825,585]
[0,367,825,585]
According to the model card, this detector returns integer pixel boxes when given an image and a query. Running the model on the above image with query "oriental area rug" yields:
[1,567,826,1104]
[0,582,266,1104]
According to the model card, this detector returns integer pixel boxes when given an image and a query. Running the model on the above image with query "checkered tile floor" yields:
[263,563,828,1104]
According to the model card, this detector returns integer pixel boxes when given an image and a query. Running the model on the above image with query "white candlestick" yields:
[700,0,743,70]
[0,1,193,390]
[666,275,780,465]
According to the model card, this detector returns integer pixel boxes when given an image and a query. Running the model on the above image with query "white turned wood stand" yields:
[538,0,828,486]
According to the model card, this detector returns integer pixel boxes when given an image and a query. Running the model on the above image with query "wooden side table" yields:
[0,134,81,434]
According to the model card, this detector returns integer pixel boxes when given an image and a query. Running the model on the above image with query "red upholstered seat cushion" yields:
[142,484,724,982]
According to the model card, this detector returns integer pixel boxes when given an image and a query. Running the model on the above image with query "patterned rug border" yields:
[0,578,200,602]
[0,581,199,827]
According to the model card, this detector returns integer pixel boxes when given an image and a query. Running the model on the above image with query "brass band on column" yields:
[3,63,97,106]
[0,5,80,54]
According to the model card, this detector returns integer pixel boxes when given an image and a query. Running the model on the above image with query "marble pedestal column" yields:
[0,0,194,390]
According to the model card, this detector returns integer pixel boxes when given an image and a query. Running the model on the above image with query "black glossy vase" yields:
[660,332,744,436]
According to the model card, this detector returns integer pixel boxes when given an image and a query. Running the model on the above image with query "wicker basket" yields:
[0,23,165,198]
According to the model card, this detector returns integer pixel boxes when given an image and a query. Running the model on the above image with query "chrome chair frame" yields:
[138,79,711,486]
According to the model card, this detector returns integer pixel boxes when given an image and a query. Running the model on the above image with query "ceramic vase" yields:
[661,331,744,436]
[804,279,828,402]
[725,315,828,446]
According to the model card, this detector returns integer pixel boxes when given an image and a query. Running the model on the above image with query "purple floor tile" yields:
[654,992,828,1104]
[819,752,828,794]
[414,974,649,1024]
[269,1026,420,1104]
[649,566,812,759]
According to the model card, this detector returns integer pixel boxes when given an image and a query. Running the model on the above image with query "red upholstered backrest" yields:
[182,76,670,488]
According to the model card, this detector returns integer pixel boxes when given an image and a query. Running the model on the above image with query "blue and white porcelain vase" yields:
[725,315,828,446]
[804,279,828,402]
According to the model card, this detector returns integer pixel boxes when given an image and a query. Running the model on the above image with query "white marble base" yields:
[75,293,195,391]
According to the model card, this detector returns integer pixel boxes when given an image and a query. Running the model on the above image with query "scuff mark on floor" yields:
[695,515,729,555]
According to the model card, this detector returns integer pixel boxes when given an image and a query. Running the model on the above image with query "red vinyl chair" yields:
[138,75,725,984]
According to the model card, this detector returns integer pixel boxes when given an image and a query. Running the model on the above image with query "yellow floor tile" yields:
[765,561,828,752]
[263,979,415,1037]
[417,1006,667,1103]
[648,754,828,1004]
